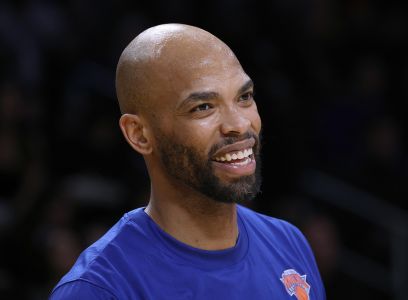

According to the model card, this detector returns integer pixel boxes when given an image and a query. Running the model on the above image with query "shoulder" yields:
[237,205,312,252]
[238,205,326,298]
[50,280,117,300]
[238,205,301,235]
[51,208,150,297]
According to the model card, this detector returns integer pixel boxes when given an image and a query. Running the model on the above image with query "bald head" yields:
[116,24,240,115]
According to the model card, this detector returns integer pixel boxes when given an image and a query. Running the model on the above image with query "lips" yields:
[211,137,256,160]
[210,137,257,178]
[214,148,253,162]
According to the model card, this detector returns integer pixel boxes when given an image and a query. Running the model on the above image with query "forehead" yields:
[140,30,250,115]
[158,51,248,101]
[177,67,250,102]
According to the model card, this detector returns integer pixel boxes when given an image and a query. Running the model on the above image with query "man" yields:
[50,24,325,299]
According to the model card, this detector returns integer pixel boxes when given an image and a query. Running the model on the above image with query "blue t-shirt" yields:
[50,205,325,299]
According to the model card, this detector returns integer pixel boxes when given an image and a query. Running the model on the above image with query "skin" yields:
[117,24,262,250]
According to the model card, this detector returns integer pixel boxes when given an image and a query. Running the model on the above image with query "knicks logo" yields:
[280,269,310,300]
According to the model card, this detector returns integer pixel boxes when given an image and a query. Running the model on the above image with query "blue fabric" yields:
[51,280,116,299]
[50,205,325,299]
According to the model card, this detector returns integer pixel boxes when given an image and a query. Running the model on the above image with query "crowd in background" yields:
[1,0,407,299]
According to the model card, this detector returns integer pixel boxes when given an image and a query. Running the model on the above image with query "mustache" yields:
[208,132,261,158]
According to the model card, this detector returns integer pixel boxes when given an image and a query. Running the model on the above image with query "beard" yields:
[156,130,262,204]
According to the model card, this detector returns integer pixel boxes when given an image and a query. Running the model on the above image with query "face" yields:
[151,53,262,203]
[157,132,262,203]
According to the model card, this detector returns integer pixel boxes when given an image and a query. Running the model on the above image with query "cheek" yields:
[174,119,218,153]
[249,105,262,133]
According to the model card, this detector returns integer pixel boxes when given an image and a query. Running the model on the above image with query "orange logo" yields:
[280,269,310,300]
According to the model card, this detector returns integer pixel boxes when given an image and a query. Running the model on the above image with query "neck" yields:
[145,180,239,251]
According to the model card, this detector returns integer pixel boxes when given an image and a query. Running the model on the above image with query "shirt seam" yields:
[51,278,118,299]
[54,213,133,296]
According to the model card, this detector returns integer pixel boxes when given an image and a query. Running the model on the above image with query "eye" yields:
[239,91,254,103]
[191,103,213,112]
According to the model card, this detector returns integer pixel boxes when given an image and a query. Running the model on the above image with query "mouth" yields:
[211,139,257,178]
[213,147,254,164]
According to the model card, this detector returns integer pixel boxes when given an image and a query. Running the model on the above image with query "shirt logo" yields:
[280,269,310,300]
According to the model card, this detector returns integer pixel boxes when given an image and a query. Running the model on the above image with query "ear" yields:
[119,114,153,155]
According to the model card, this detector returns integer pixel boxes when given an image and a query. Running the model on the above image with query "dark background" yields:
[1,0,407,299]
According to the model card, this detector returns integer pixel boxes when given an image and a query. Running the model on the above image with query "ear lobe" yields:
[119,114,152,155]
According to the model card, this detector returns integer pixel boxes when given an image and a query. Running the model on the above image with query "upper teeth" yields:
[215,148,253,162]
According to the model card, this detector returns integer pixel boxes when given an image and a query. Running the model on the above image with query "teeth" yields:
[234,157,250,166]
[214,148,253,162]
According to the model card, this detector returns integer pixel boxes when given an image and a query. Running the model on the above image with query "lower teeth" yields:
[230,158,250,165]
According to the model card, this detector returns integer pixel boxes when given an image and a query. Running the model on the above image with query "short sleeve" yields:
[286,222,327,300]
[50,280,117,300]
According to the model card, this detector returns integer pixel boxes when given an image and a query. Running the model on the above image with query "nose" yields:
[220,107,251,136]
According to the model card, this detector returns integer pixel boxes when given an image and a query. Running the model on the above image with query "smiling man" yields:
[50,24,325,299]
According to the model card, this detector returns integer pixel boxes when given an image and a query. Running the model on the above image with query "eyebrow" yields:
[237,79,254,96]
[185,91,220,102]
[179,79,254,108]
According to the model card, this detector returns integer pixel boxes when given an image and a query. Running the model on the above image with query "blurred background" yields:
[1,0,407,299]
